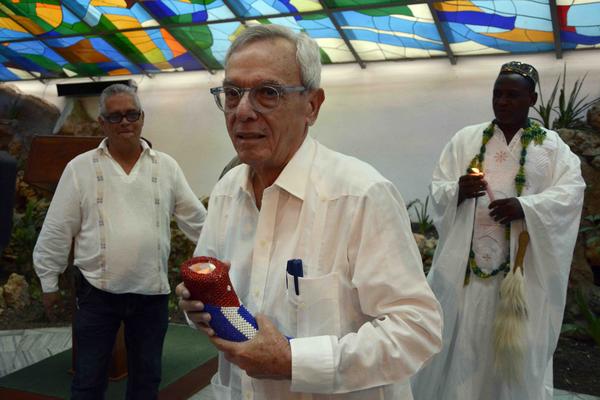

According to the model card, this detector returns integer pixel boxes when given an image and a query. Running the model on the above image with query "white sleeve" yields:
[33,164,81,293]
[290,181,443,393]
[172,162,206,243]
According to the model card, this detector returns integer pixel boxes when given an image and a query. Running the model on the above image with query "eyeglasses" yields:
[102,110,142,124]
[210,84,306,114]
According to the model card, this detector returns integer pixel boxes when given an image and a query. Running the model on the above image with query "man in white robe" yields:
[411,62,585,400]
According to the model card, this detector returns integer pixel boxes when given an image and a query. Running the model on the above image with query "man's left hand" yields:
[210,314,292,380]
[488,197,524,224]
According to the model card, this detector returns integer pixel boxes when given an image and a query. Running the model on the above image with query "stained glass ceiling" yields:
[0,0,598,81]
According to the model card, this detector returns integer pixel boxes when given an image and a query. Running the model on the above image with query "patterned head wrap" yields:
[499,61,539,87]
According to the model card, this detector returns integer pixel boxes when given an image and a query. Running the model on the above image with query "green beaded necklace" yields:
[464,119,545,285]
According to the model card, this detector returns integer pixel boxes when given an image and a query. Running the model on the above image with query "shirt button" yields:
[260,240,267,247]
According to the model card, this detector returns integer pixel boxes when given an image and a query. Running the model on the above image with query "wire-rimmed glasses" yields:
[210,84,305,114]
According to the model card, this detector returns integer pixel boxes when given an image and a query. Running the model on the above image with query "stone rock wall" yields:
[558,101,600,316]
[0,84,60,161]
[2,273,30,311]
[0,84,104,163]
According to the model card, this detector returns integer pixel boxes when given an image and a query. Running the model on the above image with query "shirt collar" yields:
[493,123,523,144]
[273,135,315,201]
[97,137,155,158]
[237,135,315,201]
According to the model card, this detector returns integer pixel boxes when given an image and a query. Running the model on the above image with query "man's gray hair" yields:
[225,24,321,90]
[99,83,141,115]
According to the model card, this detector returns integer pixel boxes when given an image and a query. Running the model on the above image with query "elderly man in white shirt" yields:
[33,83,206,400]
[176,24,442,400]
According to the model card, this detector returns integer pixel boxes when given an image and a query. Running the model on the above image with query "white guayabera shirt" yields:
[34,138,206,295]
[194,136,443,400]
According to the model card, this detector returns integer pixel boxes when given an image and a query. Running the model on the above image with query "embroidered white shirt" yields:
[195,136,442,399]
[34,138,206,295]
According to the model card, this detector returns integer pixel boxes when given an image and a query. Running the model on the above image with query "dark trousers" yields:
[71,273,169,400]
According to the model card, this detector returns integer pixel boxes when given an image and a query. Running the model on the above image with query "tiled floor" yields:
[0,326,598,400]
[184,387,600,400]
[0,326,72,378]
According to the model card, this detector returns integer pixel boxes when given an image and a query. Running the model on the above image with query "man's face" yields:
[492,74,537,127]
[98,93,144,146]
[223,38,324,176]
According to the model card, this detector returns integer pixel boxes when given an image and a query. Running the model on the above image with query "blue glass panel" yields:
[434,0,555,54]
[44,35,142,76]
[227,0,321,17]
[0,40,68,78]
[0,12,35,41]
[264,15,355,62]
[334,7,446,60]
[141,0,235,23]
[558,1,600,48]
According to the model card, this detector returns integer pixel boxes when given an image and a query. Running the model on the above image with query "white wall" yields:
[10,50,600,205]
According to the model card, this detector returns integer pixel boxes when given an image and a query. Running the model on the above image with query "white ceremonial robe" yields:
[411,122,585,400]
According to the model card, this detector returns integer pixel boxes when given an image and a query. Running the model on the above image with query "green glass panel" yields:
[323,0,410,9]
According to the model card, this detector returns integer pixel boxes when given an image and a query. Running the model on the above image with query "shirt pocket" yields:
[285,270,341,338]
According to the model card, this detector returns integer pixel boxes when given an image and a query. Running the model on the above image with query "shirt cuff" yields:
[290,335,335,393]
[40,276,60,293]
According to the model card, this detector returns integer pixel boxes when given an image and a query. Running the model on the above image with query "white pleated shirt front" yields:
[34,138,206,295]
[195,136,442,400]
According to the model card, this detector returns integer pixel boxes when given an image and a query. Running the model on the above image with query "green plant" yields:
[533,74,560,129]
[407,195,435,236]
[533,64,600,130]
[5,199,49,279]
[580,214,600,247]
[579,214,600,286]
[167,220,197,316]
[562,289,600,346]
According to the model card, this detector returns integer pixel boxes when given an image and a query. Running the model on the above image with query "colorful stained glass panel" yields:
[0,52,33,80]
[256,16,355,62]
[334,5,446,61]
[434,0,555,55]
[226,0,322,18]
[557,0,600,49]
[105,28,206,72]
[0,40,71,79]
[0,0,598,81]
[62,0,159,32]
[0,1,92,37]
[0,11,35,41]
[169,22,241,69]
[44,36,142,76]
[140,0,236,24]
[323,0,411,8]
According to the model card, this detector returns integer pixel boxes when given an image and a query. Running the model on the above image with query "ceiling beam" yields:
[428,2,456,65]
[548,0,563,59]
[220,0,245,21]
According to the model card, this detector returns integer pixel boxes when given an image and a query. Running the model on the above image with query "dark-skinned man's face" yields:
[492,73,537,127]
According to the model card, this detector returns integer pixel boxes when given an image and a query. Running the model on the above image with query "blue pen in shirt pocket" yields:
[286,259,303,296]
